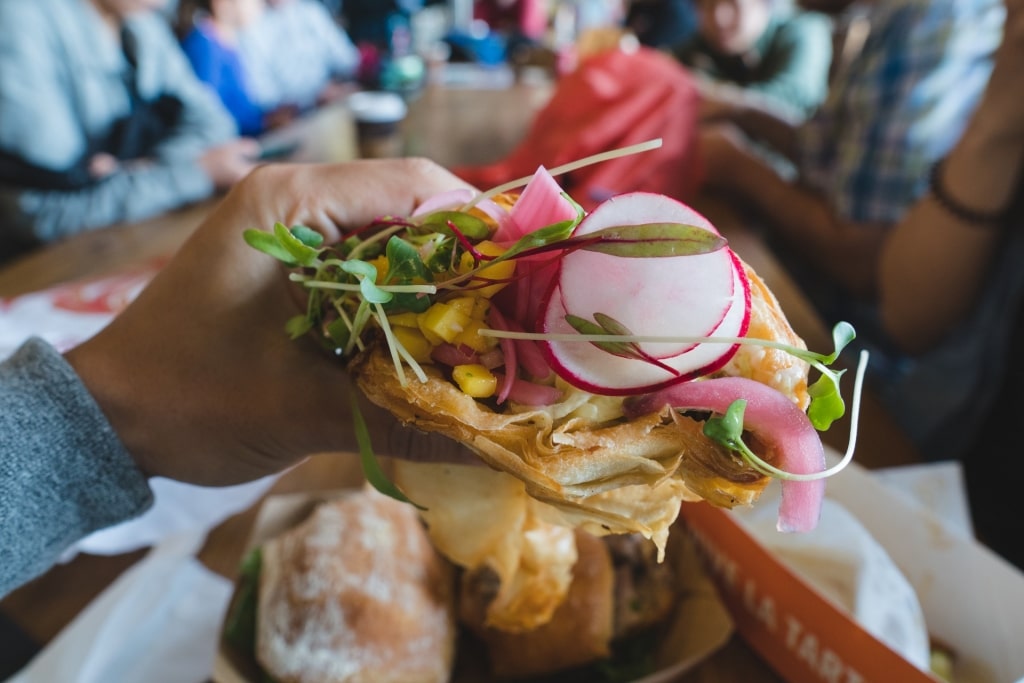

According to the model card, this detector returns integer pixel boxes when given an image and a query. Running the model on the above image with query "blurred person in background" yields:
[0,0,259,263]
[180,0,279,136]
[695,0,1006,444]
[875,0,1024,567]
[238,0,362,118]
[625,0,698,49]
[697,0,1002,303]
[677,0,833,125]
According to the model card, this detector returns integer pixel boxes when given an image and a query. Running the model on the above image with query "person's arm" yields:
[0,338,154,598]
[699,124,890,297]
[879,0,1024,353]
[0,158,471,599]
[701,0,1003,297]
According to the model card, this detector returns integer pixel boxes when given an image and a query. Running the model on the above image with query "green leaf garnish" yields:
[274,222,322,268]
[289,224,324,248]
[284,314,313,340]
[383,236,433,313]
[419,210,491,240]
[580,223,727,258]
[351,396,424,510]
[703,399,749,454]
[703,399,799,480]
[243,228,296,265]
[340,260,392,304]
[564,313,678,374]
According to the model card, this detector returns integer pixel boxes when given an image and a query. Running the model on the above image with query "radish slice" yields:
[497,166,579,243]
[626,377,825,533]
[539,193,750,395]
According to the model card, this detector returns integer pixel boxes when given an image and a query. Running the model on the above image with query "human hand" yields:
[65,159,475,486]
[316,80,357,107]
[198,138,261,190]
[263,104,302,131]
[88,152,120,179]
[695,80,741,123]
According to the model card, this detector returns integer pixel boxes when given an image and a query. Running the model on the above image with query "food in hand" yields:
[244,149,864,641]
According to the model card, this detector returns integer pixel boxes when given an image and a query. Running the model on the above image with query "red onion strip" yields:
[627,377,825,533]
[487,306,517,404]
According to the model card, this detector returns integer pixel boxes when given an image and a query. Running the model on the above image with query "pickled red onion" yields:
[626,377,825,532]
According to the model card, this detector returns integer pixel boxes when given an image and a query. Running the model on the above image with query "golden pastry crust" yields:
[349,264,803,537]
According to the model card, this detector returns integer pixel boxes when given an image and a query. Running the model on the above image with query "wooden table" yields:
[0,68,920,683]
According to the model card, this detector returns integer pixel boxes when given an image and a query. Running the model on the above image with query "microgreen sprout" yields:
[351,392,424,509]
[481,321,859,430]
[703,348,869,482]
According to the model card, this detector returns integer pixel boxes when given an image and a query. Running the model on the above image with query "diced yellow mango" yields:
[387,312,420,328]
[446,296,476,317]
[474,241,516,298]
[457,251,477,275]
[392,326,433,363]
[417,301,470,344]
[472,296,491,320]
[452,364,497,398]
[367,255,389,283]
[454,318,499,352]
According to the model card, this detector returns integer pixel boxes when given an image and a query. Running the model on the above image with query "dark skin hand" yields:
[66,158,475,485]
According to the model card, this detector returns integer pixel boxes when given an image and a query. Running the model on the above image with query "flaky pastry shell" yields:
[348,263,809,557]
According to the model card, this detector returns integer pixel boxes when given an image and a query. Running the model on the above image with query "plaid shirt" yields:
[798,0,1004,224]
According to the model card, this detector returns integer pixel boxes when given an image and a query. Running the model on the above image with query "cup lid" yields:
[346,91,408,124]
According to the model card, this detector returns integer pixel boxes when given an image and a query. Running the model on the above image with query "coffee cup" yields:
[346,91,408,159]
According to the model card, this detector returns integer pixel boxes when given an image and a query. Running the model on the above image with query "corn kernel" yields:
[392,326,433,363]
[452,364,497,397]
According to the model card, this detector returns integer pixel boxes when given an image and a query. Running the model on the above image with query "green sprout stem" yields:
[709,349,868,482]
[463,138,664,211]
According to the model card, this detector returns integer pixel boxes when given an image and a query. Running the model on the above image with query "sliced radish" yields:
[625,377,825,533]
[539,193,750,395]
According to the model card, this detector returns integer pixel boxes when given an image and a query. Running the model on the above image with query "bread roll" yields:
[255,489,456,683]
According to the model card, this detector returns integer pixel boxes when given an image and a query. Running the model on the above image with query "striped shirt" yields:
[798,0,1004,224]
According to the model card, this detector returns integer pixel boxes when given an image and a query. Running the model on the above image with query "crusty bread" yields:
[255,490,456,683]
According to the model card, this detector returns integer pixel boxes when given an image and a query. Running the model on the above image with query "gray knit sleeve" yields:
[0,338,154,597]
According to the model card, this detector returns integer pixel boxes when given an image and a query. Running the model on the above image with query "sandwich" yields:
[244,151,860,642]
